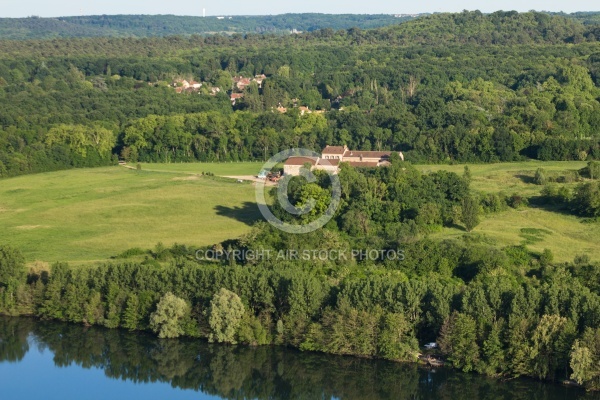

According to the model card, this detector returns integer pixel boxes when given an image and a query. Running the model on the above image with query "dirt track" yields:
[223,176,278,186]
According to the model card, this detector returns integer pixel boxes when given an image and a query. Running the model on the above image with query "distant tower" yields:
[203,8,206,17]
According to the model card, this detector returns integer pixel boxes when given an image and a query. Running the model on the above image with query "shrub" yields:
[534,168,547,185]
[481,193,508,213]
[587,161,600,180]
[114,247,147,259]
[508,194,528,209]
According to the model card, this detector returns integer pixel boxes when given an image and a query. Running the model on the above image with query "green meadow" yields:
[0,160,597,265]
[421,161,599,262]
[0,166,259,264]
[419,161,588,195]
[431,208,600,263]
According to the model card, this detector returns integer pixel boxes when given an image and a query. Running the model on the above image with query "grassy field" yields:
[0,160,597,265]
[137,161,264,176]
[139,159,588,195]
[418,161,588,196]
[431,208,600,263]
[420,161,598,262]
[0,166,259,264]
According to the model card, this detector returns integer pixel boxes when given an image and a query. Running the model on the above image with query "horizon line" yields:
[1,10,599,19]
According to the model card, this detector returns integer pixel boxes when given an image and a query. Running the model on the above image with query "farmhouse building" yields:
[283,145,404,176]
[283,156,340,176]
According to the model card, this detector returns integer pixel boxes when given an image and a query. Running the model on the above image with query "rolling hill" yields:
[0,14,416,40]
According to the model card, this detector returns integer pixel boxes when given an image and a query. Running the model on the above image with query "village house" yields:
[230,93,244,105]
[272,102,288,113]
[298,106,312,116]
[233,75,267,91]
[234,76,253,91]
[274,103,326,115]
[172,79,202,93]
[254,74,267,87]
[283,145,404,176]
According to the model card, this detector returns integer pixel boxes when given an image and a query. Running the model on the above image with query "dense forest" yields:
[2,11,600,178]
[1,159,600,390]
[0,14,416,40]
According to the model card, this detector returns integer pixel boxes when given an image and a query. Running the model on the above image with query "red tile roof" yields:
[344,150,393,158]
[284,156,319,166]
[347,161,379,168]
[317,159,340,167]
[322,145,347,155]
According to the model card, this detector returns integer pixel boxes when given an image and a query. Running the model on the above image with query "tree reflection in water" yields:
[0,317,595,400]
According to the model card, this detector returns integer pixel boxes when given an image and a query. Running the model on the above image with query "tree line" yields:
[0,14,414,40]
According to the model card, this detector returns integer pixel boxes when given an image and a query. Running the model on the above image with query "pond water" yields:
[0,317,597,400]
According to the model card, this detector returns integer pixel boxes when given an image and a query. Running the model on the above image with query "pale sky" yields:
[0,0,598,18]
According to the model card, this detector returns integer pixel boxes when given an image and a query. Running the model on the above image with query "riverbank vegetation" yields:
[4,317,590,400]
